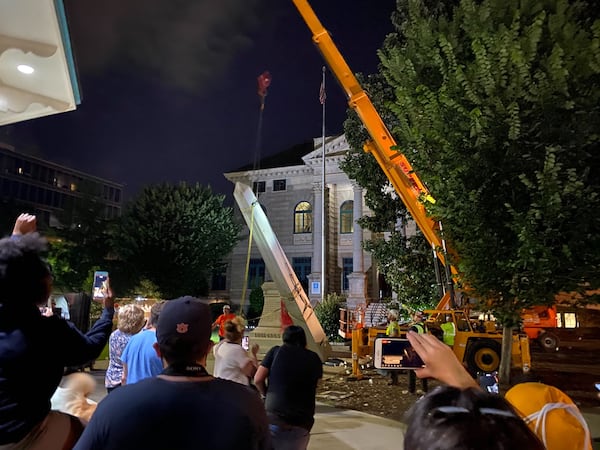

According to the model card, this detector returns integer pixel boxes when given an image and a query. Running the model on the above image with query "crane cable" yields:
[240,71,271,316]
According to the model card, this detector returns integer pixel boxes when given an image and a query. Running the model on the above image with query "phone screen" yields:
[93,271,109,300]
[479,372,499,394]
[595,382,600,391]
[374,338,424,369]
[242,336,250,351]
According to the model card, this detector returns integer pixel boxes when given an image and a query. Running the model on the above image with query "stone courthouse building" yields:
[223,134,382,310]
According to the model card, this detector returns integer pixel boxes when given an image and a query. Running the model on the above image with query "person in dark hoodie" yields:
[0,213,115,449]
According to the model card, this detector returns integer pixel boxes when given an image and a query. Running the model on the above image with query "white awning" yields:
[0,0,80,126]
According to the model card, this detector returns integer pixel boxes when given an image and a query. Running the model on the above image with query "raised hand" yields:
[12,213,37,236]
[407,331,478,389]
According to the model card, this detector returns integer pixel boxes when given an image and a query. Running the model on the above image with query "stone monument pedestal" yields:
[248,281,283,359]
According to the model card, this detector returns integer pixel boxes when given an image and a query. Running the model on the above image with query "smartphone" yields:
[479,372,499,394]
[373,337,425,370]
[595,382,600,391]
[92,271,109,301]
[242,336,250,351]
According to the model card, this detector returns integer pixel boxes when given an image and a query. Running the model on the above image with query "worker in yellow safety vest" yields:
[440,315,456,346]
[385,309,401,385]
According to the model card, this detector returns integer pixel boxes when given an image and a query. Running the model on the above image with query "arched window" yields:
[294,201,312,234]
[340,200,354,234]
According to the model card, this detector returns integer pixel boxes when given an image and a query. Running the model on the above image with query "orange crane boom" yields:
[291,0,458,307]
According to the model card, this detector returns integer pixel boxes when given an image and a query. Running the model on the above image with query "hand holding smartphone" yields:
[92,271,110,301]
[479,372,499,393]
[373,337,425,370]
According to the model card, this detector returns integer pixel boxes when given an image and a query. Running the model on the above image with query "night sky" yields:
[6,0,396,202]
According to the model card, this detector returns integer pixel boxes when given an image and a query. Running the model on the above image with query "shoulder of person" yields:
[214,378,265,404]
[261,345,280,365]
[302,347,321,361]
[213,339,224,353]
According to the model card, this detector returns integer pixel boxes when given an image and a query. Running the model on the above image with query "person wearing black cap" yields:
[75,296,270,450]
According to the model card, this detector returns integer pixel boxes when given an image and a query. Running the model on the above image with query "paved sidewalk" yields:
[309,403,405,450]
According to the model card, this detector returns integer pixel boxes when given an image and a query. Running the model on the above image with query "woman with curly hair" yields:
[105,304,146,393]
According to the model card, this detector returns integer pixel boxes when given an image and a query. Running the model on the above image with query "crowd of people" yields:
[0,213,594,450]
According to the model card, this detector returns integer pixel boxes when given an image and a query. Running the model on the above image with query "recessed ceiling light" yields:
[17,65,34,74]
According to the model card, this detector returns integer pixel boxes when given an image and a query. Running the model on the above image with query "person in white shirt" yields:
[213,316,259,386]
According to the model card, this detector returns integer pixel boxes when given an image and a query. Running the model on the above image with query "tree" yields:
[314,293,346,341]
[341,73,439,310]
[378,0,600,380]
[131,278,163,300]
[112,182,241,298]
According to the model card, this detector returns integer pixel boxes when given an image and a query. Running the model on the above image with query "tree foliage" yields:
[314,293,346,341]
[341,74,439,310]
[365,231,439,309]
[112,182,241,298]
[378,0,600,325]
[247,286,264,324]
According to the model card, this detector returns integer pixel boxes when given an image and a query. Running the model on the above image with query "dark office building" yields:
[0,141,123,227]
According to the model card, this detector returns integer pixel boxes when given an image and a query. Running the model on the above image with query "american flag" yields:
[319,80,326,105]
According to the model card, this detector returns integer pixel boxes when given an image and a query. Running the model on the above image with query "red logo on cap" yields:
[176,323,189,334]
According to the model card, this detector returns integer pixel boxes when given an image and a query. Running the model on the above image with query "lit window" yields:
[340,200,354,234]
[294,201,312,234]
[70,183,77,192]
[563,312,577,328]
[18,167,23,174]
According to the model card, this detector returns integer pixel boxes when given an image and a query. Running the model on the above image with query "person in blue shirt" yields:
[121,300,165,384]
[0,214,115,449]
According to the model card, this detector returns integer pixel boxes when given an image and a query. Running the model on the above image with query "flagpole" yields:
[320,66,326,302]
